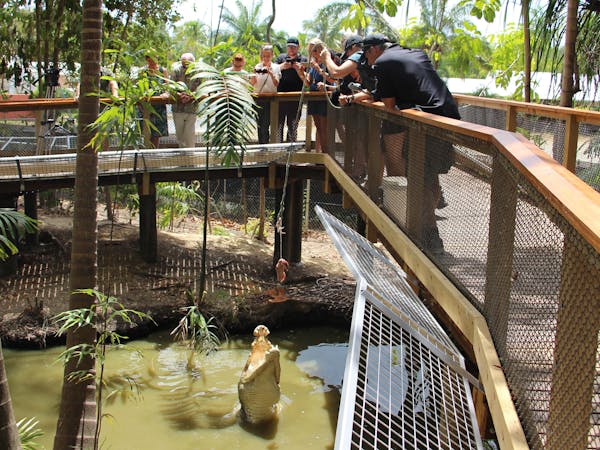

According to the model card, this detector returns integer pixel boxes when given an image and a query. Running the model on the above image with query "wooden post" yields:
[24,191,39,246]
[506,105,518,132]
[327,101,336,155]
[272,179,303,267]
[305,103,313,151]
[35,110,45,155]
[138,173,157,262]
[563,114,579,173]
[269,97,279,144]
[406,127,427,240]
[484,157,517,356]
[366,114,382,202]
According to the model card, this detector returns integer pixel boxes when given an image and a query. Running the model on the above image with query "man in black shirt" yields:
[363,33,461,253]
[275,37,308,142]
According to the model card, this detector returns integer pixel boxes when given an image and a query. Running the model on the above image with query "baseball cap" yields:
[344,34,363,52]
[362,33,390,50]
[286,37,300,47]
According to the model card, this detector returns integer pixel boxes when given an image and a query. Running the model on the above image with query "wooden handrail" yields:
[354,101,600,254]
[454,93,600,125]
[0,91,326,113]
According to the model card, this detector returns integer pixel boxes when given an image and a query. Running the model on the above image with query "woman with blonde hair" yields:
[250,44,281,144]
[305,38,335,153]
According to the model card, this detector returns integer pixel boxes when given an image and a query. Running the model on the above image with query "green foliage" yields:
[0,208,39,261]
[171,305,221,356]
[190,62,258,167]
[463,0,502,23]
[156,182,202,230]
[54,289,155,379]
[16,417,44,450]
[53,289,155,447]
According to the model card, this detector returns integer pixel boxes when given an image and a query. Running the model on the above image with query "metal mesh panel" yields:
[458,104,506,130]
[316,206,482,449]
[577,122,600,192]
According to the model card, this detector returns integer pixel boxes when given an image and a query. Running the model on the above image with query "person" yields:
[225,52,250,78]
[274,37,308,143]
[320,34,377,95]
[139,53,169,148]
[170,52,200,148]
[305,38,336,153]
[362,32,461,252]
[250,44,281,144]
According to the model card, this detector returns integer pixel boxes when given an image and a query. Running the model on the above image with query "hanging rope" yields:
[272,79,310,283]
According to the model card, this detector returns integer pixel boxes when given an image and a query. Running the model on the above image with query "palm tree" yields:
[0,209,37,450]
[302,14,344,46]
[220,0,270,49]
[0,341,19,450]
[53,0,102,448]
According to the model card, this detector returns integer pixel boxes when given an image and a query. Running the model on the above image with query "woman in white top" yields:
[250,44,281,144]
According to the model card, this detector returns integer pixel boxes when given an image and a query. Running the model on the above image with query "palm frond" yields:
[0,208,39,261]
[188,62,257,167]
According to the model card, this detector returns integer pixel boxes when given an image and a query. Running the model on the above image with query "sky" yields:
[177,0,518,39]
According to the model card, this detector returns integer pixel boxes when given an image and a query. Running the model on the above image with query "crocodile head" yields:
[238,325,281,424]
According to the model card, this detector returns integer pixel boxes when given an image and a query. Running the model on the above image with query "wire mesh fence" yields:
[335,101,600,449]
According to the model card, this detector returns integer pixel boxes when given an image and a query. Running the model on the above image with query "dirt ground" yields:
[0,209,357,348]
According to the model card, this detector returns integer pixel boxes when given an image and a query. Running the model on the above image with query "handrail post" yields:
[269,96,279,144]
[506,105,517,132]
[484,157,517,356]
[563,114,578,172]
[366,114,382,201]
[406,126,427,241]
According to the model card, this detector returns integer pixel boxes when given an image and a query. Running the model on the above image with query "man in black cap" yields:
[362,32,461,253]
[320,34,376,94]
[275,37,308,142]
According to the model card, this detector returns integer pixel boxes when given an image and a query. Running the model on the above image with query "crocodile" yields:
[237,324,281,424]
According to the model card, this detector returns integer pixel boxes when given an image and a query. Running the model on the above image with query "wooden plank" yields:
[473,321,530,450]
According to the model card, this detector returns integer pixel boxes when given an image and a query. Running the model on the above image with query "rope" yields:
[274,82,308,260]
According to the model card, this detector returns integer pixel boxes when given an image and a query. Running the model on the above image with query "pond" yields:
[4,326,350,449]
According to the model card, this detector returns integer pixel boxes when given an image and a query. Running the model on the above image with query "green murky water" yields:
[4,326,349,449]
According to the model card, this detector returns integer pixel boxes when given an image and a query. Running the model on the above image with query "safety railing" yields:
[321,97,600,449]
[2,93,600,448]
[454,94,600,191]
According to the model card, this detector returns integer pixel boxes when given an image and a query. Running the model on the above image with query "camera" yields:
[254,68,269,74]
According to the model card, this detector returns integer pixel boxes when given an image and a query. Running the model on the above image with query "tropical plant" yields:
[171,305,221,370]
[220,0,270,50]
[187,61,257,303]
[156,182,202,231]
[16,417,44,450]
[53,0,103,447]
[0,339,20,450]
[0,208,38,261]
[53,289,155,450]
[0,209,38,450]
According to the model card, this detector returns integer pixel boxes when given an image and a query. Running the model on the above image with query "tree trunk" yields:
[266,0,276,42]
[560,0,579,107]
[53,0,102,448]
[0,341,21,450]
[522,0,531,102]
